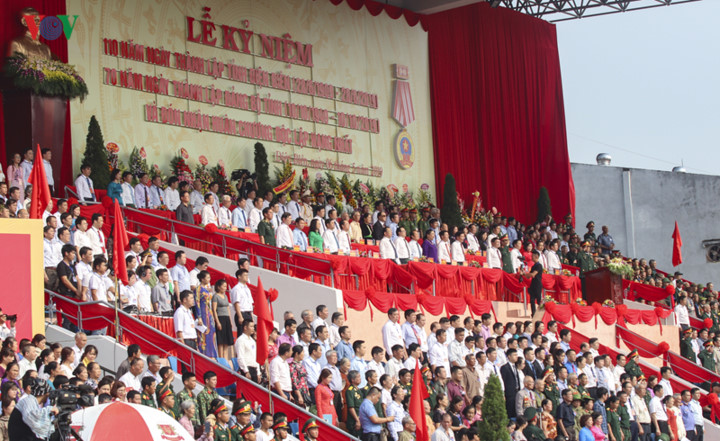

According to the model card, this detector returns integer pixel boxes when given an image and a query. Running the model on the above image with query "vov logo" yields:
[24,14,79,41]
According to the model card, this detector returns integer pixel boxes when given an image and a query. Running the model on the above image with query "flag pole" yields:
[266,295,274,414]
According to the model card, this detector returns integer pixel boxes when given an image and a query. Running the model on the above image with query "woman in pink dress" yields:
[591,412,608,441]
[314,369,338,425]
[6,153,23,190]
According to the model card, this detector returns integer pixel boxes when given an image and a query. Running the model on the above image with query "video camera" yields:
[231,169,257,181]
[49,385,94,441]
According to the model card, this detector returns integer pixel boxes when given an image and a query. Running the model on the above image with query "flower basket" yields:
[5,54,88,101]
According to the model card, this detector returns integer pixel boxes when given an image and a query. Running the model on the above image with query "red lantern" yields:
[705,318,714,329]
[657,342,670,354]
[268,288,279,303]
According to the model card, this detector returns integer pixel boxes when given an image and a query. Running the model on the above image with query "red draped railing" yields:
[543,302,673,330]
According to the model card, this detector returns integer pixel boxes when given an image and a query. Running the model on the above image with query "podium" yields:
[584,267,624,305]
[2,87,66,188]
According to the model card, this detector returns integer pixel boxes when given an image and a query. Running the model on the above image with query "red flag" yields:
[112,199,130,284]
[27,144,51,219]
[254,277,274,365]
[672,221,683,267]
[409,360,429,441]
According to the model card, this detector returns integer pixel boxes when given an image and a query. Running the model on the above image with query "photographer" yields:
[0,309,16,340]
[8,379,57,441]
[232,169,257,200]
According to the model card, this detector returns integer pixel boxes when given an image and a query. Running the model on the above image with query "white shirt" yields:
[88,272,113,302]
[87,227,107,257]
[269,356,292,391]
[379,237,399,264]
[394,237,410,260]
[118,371,142,391]
[43,159,54,186]
[232,206,248,229]
[235,333,259,371]
[437,241,452,263]
[286,200,301,221]
[121,284,138,307]
[448,339,468,367]
[487,247,502,269]
[43,238,62,267]
[75,261,92,289]
[249,208,263,232]
[134,184,152,209]
[431,427,454,441]
[75,174,95,200]
[275,223,294,249]
[675,304,690,326]
[510,248,523,272]
[74,230,93,253]
[214,206,230,228]
[164,187,181,211]
[337,230,351,254]
[386,358,404,380]
[545,250,561,272]
[429,342,451,373]
[322,229,339,253]
[329,323,341,349]
[366,359,386,377]
[451,241,465,262]
[174,305,196,339]
[230,282,253,312]
[201,204,218,226]
[190,190,204,214]
[121,182,135,206]
[136,281,153,312]
[659,378,673,399]
[382,320,404,355]
[408,240,423,259]
[467,234,480,252]
[649,396,667,421]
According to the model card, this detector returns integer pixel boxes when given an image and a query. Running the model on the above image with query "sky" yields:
[555,0,720,175]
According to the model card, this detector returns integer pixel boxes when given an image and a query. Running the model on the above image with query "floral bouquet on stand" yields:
[128,147,149,182]
[105,142,126,173]
[195,156,213,194]
[607,258,634,278]
[170,148,194,184]
[210,161,234,198]
[602,299,615,308]
[5,54,88,101]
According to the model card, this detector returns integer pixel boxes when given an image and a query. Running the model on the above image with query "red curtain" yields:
[0,0,73,190]
[426,3,574,224]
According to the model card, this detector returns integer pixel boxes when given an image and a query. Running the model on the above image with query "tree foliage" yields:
[254,142,271,196]
[82,116,111,189]
[440,173,463,231]
[476,374,510,441]
[536,186,552,223]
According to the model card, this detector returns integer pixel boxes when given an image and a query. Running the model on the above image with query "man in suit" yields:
[500,348,521,418]
[523,347,538,380]
[372,212,387,241]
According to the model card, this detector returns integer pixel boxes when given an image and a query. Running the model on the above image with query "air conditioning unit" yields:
[702,239,720,263]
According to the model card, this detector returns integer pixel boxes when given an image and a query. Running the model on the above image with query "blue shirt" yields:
[351,356,367,388]
[359,398,382,433]
[388,221,398,240]
[293,228,309,252]
[169,264,190,292]
[335,340,354,362]
[232,207,248,228]
[680,402,696,429]
[593,400,608,435]
[579,427,594,441]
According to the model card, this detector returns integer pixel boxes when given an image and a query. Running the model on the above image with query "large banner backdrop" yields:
[66,0,434,193]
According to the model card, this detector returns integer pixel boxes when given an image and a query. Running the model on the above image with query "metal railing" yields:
[45,290,359,441]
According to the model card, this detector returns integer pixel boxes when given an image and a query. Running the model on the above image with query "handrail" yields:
[45,290,358,441]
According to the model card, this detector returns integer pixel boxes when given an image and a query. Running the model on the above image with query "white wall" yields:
[572,163,720,286]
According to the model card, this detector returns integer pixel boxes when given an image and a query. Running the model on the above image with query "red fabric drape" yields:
[623,280,672,302]
[426,3,574,224]
[0,0,73,190]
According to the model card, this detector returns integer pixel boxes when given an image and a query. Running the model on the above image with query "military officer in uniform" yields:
[303,418,320,441]
[500,235,513,273]
[417,208,431,235]
[699,340,716,372]
[272,420,290,441]
[211,399,232,441]
[345,372,364,438]
[624,350,643,380]
[140,376,157,408]
[158,388,178,420]
[578,241,598,300]
[238,424,256,441]
[230,400,253,441]
[542,367,560,417]
[522,408,546,441]
[680,328,696,362]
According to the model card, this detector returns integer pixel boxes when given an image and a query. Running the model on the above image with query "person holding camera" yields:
[0,309,16,340]
[8,378,57,441]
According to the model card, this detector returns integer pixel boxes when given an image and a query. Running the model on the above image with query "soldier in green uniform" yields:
[272,419,290,441]
[522,408,545,441]
[584,221,597,246]
[542,367,560,417]
[238,424,255,441]
[617,392,632,441]
[230,400,253,441]
[210,399,231,441]
[430,366,448,410]
[680,328,696,362]
[197,371,221,423]
[176,372,200,427]
[302,418,320,441]
[578,241,598,300]
[408,209,419,234]
[624,350,644,380]
[345,371,364,438]
[398,369,413,395]
[417,208,431,235]
[140,377,157,408]
[398,209,412,234]
[257,208,276,246]
[156,367,179,417]
[500,235,513,273]
[606,396,623,441]
[158,388,178,420]
[699,340,716,372]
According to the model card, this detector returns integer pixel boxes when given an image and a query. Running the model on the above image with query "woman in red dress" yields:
[315,369,338,425]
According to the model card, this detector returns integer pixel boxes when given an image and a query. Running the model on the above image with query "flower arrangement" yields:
[5,54,88,101]
[606,258,634,278]
[170,149,194,184]
[105,142,126,173]
[298,168,311,195]
[340,174,357,209]
[194,158,213,194]
[602,299,615,308]
[273,160,295,190]
[543,295,558,305]
[210,162,234,197]
[128,147,149,180]
[575,299,587,306]
[150,163,167,182]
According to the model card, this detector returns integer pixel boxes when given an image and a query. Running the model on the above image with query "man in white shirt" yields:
[74,247,93,301]
[432,414,455,441]
[270,343,293,400]
[448,328,468,368]
[401,309,420,347]
[88,258,114,303]
[466,225,480,252]
[649,384,669,434]
[163,177,181,211]
[437,231,452,263]
[293,218,309,251]
[322,219,340,253]
[275,212,295,249]
[118,358,145,392]
[232,198,249,229]
[121,172,136,206]
[382,308,404,355]
[675,296,690,330]
[43,226,62,268]
[149,176,165,208]
[487,237,503,269]
[545,240,562,272]
[429,329,451,374]
[337,219,352,254]
[366,346,386,377]
[190,180,205,214]
[200,193,218,226]
[658,367,674,399]
[132,173,152,209]
[304,343,323,392]
[125,237,144,265]
[234,319,259,382]
[174,290,198,349]
[20,147,33,189]
[169,251,191,301]
[406,229,423,260]
[41,149,54,194]
[71,332,87,369]
[74,164,96,202]
[285,190,301,220]
[451,232,466,263]
[231,269,253,330]
[393,227,411,264]
[510,240,523,273]
[217,195,233,228]
[248,197,264,232]
[379,226,400,264]
[136,265,154,313]
[86,214,107,258]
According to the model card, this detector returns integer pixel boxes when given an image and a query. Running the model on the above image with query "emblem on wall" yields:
[392,64,415,169]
